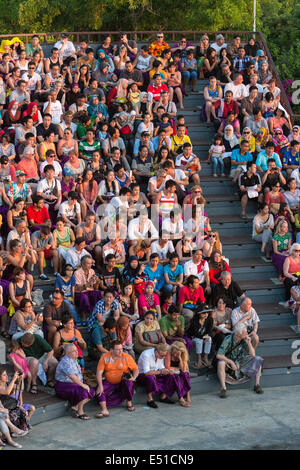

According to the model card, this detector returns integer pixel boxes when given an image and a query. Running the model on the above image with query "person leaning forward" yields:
[95,340,139,418]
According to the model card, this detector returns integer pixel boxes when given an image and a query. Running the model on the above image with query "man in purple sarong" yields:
[95,340,139,418]
[137,343,190,409]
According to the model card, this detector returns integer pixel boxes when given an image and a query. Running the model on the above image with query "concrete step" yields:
[210,214,255,224]
[259,326,298,342]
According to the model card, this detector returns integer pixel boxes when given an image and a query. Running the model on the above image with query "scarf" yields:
[144,281,156,308]
[272,127,286,145]
[8,100,21,122]
[22,102,39,123]
[116,78,128,100]
[224,125,239,148]
[87,94,107,117]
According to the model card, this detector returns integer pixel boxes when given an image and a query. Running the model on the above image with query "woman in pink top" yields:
[77,168,98,219]
[138,281,161,320]
[8,340,31,392]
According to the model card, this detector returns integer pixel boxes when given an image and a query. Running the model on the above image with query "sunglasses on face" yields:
[275,132,282,135]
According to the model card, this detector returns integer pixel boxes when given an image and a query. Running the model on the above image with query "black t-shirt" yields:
[36,123,59,138]
[43,300,72,322]
[99,266,121,290]
[239,173,261,188]
[212,281,244,309]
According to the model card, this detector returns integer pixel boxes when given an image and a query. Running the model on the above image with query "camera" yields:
[17,371,23,376]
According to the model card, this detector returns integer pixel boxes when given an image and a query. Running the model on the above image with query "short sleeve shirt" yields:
[19,334,52,359]
[159,315,185,336]
[97,351,138,384]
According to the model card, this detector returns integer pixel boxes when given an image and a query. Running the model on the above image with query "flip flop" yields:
[77,414,90,420]
[179,400,191,407]
[95,412,110,419]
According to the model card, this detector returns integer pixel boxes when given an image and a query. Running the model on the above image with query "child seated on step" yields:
[208,135,226,177]
[8,340,32,393]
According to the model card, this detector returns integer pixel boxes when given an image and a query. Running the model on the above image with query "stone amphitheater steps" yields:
[185,78,299,389]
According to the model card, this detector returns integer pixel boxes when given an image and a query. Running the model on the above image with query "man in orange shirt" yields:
[95,340,139,418]
[149,32,170,58]
[16,146,39,192]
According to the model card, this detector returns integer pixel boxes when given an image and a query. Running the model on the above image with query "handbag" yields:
[142,329,163,344]
[0,394,18,410]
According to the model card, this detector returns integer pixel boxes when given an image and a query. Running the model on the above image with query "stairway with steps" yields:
[1,77,298,426]
[185,79,300,392]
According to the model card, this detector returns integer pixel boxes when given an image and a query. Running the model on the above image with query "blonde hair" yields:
[156,343,168,353]
[290,243,300,255]
[275,219,288,235]
[170,341,189,367]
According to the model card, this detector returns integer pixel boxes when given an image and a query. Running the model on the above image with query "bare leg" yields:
[217,360,227,391]
[52,249,59,273]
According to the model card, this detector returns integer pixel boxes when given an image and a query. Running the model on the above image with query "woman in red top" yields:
[264,181,285,216]
[208,250,231,285]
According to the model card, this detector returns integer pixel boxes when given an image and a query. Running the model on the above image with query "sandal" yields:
[46,380,55,388]
[70,408,79,418]
[95,412,110,419]
[30,384,38,395]
[127,405,135,412]
[77,413,90,420]
[179,400,191,408]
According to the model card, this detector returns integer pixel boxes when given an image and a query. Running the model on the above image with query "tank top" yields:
[80,223,97,244]
[54,226,71,247]
[160,191,175,215]
[40,142,56,161]
[208,85,220,99]
[288,256,300,275]
[15,279,28,298]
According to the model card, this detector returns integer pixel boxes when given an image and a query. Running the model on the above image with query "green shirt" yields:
[25,44,40,57]
[19,334,52,359]
[159,315,185,337]
[78,139,101,160]
[273,232,291,252]
[217,334,248,362]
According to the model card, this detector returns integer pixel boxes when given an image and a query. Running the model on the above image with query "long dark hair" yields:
[82,168,94,192]
[104,170,117,194]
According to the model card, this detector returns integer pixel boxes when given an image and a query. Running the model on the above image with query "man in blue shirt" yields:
[133,131,155,157]
[282,140,300,177]
[255,141,282,173]
[144,252,165,294]
[163,253,184,295]
[230,140,253,181]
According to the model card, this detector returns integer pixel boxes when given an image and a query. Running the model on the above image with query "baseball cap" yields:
[63,168,72,176]
[61,33,69,38]
[256,49,264,56]
[16,170,26,177]
[141,131,150,137]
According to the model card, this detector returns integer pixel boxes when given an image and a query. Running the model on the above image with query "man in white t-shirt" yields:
[43,89,63,125]
[58,191,81,229]
[224,73,248,103]
[54,33,76,60]
[150,239,174,262]
[36,165,62,211]
[245,73,265,97]
[104,187,132,221]
[128,210,159,241]
[184,248,211,294]
[22,62,41,93]
[211,34,227,56]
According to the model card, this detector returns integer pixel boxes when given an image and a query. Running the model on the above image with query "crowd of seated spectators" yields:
[0,31,298,442]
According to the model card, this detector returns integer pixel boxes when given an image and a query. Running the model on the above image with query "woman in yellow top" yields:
[134,311,166,354]
[239,127,256,153]
[37,130,57,161]
[149,59,168,83]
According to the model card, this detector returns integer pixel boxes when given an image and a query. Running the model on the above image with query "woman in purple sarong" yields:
[74,255,102,326]
[137,343,191,409]
[55,343,95,420]
[164,341,191,407]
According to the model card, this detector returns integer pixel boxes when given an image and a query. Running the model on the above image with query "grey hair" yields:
[221,271,231,280]
[234,323,246,336]
[64,343,77,354]
[23,145,34,156]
